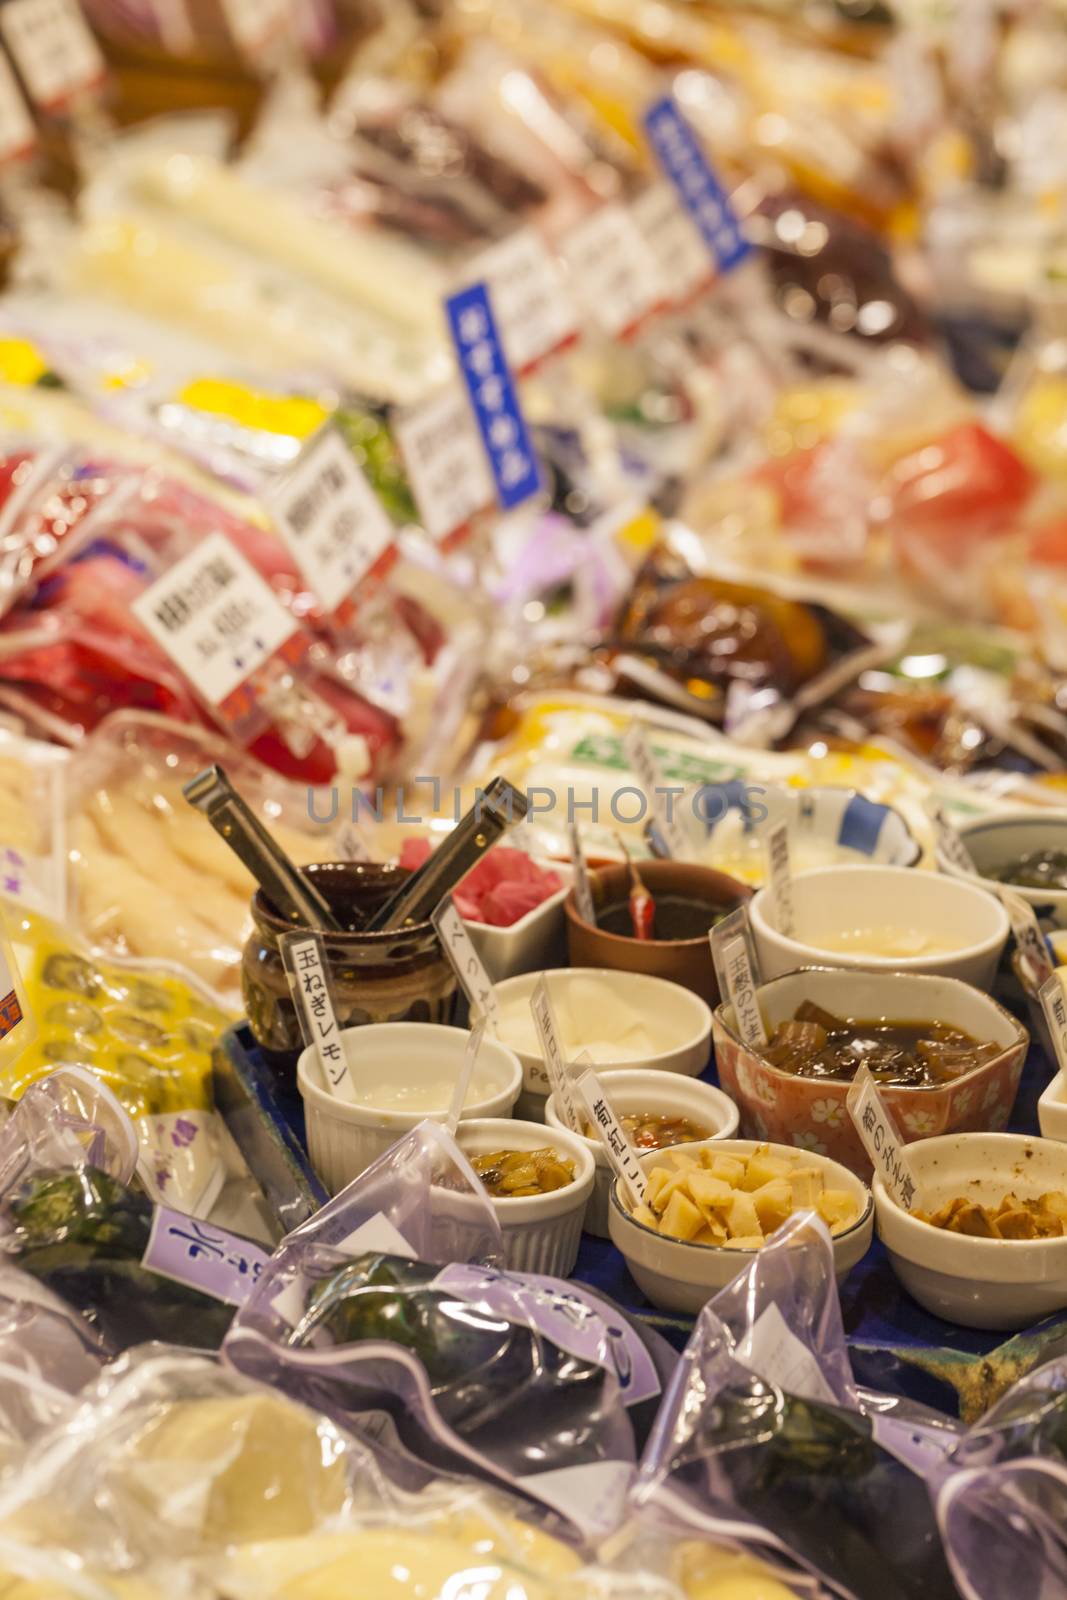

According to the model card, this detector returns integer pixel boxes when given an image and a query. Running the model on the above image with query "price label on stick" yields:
[1041,974,1067,1074]
[0,0,105,112]
[280,932,353,1103]
[847,1066,920,1212]
[530,975,582,1133]
[644,96,751,276]
[569,822,596,926]
[432,896,500,1032]
[623,722,693,861]
[576,1067,647,1210]
[445,281,542,514]
[393,383,495,545]
[762,820,796,940]
[463,227,577,375]
[710,907,766,1049]
[929,806,979,876]
[559,202,665,341]
[1000,888,1055,994]
[631,181,715,309]
[271,428,394,611]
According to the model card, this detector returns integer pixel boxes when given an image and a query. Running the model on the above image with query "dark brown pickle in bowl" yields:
[763,1001,1002,1088]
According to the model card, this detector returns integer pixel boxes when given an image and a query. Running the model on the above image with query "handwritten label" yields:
[763,820,796,940]
[446,282,542,514]
[432,896,500,1031]
[622,722,693,861]
[393,382,495,544]
[1000,888,1055,993]
[931,807,979,875]
[133,531,299,709]
[558,203,665,340]
[271,428,394,611]
[847,1066,919,1211]
[530,975,581,1132]
[1041,974,1067,1073]
[631,182,719,308]
[219,0,292,58]
[142,1206,269,1305]
[281,932,352,1102]
[463,227,577,374]
[644,96,750,275]
[569,822,596,925]
[0,0,105,110]
[710,906,766,1048]
[576,1068,647,1210]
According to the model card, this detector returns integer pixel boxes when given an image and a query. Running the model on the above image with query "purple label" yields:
[433,1263,660,1407]
[143,1207,271,1306]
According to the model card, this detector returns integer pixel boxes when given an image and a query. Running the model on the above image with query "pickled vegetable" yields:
[916,1190,1067,1239]
[993,848,1067,892]
[471,1148,576,1198]
[763,1002,1001,1087]
[584,1113,712,1151]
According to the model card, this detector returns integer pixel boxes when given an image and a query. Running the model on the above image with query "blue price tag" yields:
[643,95,751,274]
[445,281,542,513]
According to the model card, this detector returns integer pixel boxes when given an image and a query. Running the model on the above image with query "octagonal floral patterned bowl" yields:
[711,968,1028,1181]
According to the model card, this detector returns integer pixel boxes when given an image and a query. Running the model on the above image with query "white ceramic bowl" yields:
[465,878,572,983]
[938,810,1067,928]
[1038,1070,1067,1143]
[749,864,1009,988]
[454,1116,595,1276]
[874,1132,1067,1330]
[607,1137,873,1314]
[297,1023,522,1194]
[490,967,713,1122]
[545,1069,739,1238]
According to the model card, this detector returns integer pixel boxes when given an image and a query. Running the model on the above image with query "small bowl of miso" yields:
[712,968,1028,1181]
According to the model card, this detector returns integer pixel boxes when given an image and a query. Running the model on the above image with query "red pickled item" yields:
[397,839,562,926]
[883,422,1036,548]
[619,840,655,941]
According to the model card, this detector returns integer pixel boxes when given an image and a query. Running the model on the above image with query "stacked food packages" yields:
[0,2,1066,1596]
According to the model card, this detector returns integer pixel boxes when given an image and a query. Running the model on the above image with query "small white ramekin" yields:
[454,1116,595,1276]
[545,1069,739,1238]
[297,1023,522,1194]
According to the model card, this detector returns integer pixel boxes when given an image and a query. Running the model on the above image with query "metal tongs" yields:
[183,765,342,932]
[364,776,529,932]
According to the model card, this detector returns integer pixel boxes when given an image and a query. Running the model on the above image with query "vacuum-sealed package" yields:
[226,1120,675,1542]
[0,1263,104,1470]
[0,1071,268,1354]
[0,730,67,919]
[633,1214,960,1600]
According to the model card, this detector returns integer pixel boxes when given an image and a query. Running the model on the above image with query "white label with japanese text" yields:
[576,1068,647,1209]
[432,896,500,1031]
[531,975,581,1131]
[930,807,978,875]
[559,203,665,340]
[569,822,596,925]
[1041,974,1067,1074]
[717,933,767,1050]
[394,383,495,544]
[622,722,692,861]
[143,1207,269,1306]
[132,531,299,708]
[0,0,104,109]
[763,820,796,940]
[271,428,393,610]
[847,1066,919,1211]
[466,227,577,373]
[1001,888,1055,993]
[281,933,353,1102]
[631,182,715,307]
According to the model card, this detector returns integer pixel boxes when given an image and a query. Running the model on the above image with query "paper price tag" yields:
[530,975,581,1133]
[847,1066,920,1211]
[393,382,495,544]
[271,428,394,611]
[644,97,751,276]
[0,0,105,111]
[569,822,596,925]
[280,932,352,1102]
[133,532,300,709]
[631,182,716,308]
[445,281,542,513]
[432,896,500,1032]
[576,1068,647,1210]
[717,934,767,1050]
[463,227,577,374]
[1000,888,1055,994]
[622,722,693,861]
[1041,974,1067,1073]
[559,202,665,340]
[930,806,978,875]
[219,0,292,59]
[762,820,796,940]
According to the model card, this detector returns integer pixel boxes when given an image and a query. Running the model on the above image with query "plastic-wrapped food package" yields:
[0,731,67,918]
[226,1120,675,1541]
[0,1072,267,1353]
[1,910,234,1214]
[633,1215,961,1600]
[65,712,323,1001]
[0,1265,105,1470]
